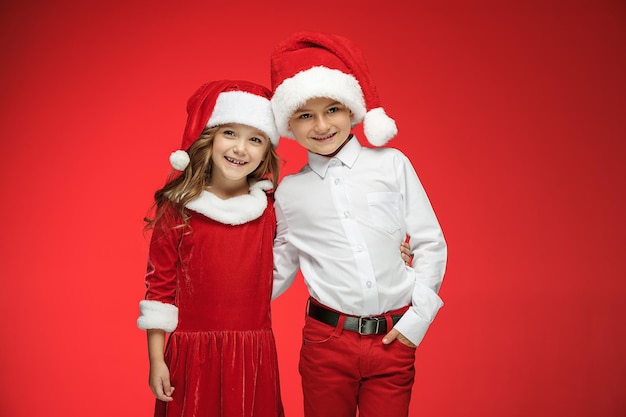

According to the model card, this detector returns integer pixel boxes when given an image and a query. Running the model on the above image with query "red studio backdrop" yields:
[1,1,624,416]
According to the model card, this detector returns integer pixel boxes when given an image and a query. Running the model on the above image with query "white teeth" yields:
[225,156,245,165]
[313,133,334,140]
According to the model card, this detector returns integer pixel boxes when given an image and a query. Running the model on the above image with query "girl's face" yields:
[210,123,269,186]
[288,97,353,157]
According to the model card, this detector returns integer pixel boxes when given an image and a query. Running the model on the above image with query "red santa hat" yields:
[270,31,397,147]
[170,80,279,171]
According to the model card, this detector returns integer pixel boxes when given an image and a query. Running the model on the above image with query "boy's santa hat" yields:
[170,80,279,171]
[270,31,397,147]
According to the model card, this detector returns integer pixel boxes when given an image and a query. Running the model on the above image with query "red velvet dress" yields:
[140,182,284,417]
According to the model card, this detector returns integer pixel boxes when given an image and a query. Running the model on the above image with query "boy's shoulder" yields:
[275,164,312,193]
[360,145,411,163]
[283,163,313,180]
[363,145,402,154]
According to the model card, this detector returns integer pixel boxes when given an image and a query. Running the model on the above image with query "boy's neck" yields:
[314,134,353,158]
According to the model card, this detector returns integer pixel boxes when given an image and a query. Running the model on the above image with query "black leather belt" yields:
[307,301,403,335]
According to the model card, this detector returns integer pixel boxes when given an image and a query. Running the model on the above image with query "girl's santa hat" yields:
[270,31,397,147]
[170,80,279,171]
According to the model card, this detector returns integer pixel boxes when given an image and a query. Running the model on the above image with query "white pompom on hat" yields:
[270,31,397,147]
[171,80,280,171]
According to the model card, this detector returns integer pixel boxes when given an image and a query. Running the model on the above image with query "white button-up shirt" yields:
[273,137,446,346]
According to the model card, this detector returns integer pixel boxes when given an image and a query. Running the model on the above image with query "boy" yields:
[271,32,447,417]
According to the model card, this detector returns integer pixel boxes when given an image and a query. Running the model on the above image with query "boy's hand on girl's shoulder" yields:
[149,360,175,402]
[382,328,417,348]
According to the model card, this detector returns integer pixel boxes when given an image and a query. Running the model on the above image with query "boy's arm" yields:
[392,152,447,346]
[272,199,300,300]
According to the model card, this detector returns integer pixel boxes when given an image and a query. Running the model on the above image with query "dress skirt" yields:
[155,329,283,417]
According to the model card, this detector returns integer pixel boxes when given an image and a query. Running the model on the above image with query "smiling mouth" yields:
[312,132,336,141]
[225,156,246,165]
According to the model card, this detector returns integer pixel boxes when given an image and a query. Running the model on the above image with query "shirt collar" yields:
[308,136,362,178]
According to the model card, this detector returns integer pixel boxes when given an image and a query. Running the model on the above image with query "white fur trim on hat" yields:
[208,91,279,146]
[170,150,191,171]
[271,66,366,139]
[137,300,178,332]
[364,107,398,147]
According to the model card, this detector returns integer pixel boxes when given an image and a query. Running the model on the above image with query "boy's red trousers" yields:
[299,302,416,417]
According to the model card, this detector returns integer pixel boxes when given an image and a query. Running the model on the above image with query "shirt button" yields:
[334,178,341,185]
[343,211,350,218]
[366,281,373,288]
[356,246,363,252]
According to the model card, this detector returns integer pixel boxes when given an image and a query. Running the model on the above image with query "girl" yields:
[137,80,284,417]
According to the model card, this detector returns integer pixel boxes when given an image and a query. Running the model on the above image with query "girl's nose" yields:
[233,139,247,154]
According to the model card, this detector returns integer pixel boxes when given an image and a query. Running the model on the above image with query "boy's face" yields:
[287,97,353,157]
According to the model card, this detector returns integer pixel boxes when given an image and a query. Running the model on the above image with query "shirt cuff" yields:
[393,291,443,346]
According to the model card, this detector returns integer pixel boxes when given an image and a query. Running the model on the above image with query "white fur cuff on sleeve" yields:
[137,300,178,332]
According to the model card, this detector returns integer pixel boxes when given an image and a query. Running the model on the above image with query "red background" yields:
[1,1,624,416]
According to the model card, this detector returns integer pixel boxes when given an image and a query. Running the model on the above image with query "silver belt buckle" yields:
[358,316,383,335]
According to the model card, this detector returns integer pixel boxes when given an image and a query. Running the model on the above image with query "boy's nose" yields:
[314,116,330,132]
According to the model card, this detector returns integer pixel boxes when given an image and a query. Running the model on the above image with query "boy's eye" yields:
[327,107,338,113]
[297,113,311,119]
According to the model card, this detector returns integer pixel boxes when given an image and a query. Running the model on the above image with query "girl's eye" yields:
[223,130,236,136]
[250,137,263,144]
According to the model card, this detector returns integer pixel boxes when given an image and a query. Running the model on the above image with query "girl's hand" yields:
[400,241,412,265]
[149,360,175,402]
